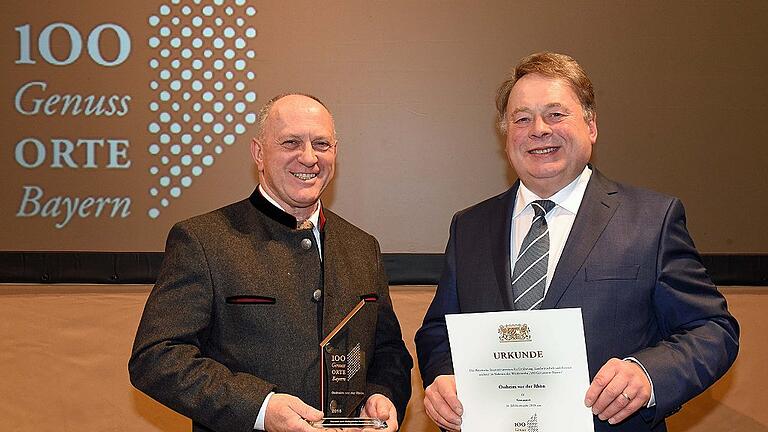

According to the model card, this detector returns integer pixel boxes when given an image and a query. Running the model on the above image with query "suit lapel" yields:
[491,183,519,310]
[541,168,620,309]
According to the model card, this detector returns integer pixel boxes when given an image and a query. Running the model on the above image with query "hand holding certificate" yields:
[446,308,594,432]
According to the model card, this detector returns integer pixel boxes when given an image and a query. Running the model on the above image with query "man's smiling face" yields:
[251,94,336,219]
[504,73,597,198]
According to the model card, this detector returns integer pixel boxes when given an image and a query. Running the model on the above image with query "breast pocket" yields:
[584,265,640,281]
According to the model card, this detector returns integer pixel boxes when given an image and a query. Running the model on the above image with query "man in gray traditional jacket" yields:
[130,93,412,432]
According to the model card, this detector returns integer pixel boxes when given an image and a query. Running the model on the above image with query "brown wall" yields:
[2,1,767,253]
[0,285,764,431]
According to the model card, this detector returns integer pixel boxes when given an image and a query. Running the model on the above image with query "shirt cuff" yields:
[254,392,275,430]
[623,357,655,408]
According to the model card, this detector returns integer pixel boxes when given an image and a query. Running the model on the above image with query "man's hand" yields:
[584,358,652,425]
[423,374,463,431]
[265,393,324,432]
[360,393,398,431]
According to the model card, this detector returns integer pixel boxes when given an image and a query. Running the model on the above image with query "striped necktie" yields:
[511,200,556,310]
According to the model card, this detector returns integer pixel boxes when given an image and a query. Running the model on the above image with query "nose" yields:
[297,141,318,166]
[530,115,552,139]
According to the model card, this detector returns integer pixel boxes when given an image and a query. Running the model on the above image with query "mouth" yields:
[528,146,558,155]
[291,172,318,181]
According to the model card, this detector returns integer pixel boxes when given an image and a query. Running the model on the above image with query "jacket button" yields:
[313,289,322,301]
[301,238,312,250]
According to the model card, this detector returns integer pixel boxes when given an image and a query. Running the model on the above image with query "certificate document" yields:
[446,308,593,432]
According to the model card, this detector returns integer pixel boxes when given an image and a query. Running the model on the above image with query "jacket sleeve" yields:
[414,214,460,387]
[633,198,739,426]
[364,239,414,425]
[129,222,275,432]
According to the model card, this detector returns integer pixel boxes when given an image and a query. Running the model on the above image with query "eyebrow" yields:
[510,103,568,115]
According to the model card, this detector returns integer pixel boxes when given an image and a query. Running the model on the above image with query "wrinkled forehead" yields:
[267,96,335,138]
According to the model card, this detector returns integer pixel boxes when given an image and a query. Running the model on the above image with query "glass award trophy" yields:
[309,299,387,429]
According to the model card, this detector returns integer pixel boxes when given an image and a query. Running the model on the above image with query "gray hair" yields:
[254,92,336,140]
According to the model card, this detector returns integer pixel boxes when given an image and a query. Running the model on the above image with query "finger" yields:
[584,359,620,407]
[426,388,462,428]
[424,395,460,431]
[290,398,324,422]
[607,393,646,425]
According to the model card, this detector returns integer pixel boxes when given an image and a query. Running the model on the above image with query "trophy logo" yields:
[498,323,531,343]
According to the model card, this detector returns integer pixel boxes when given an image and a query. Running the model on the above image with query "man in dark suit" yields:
[415,52,738,432]
[130,94,412,432]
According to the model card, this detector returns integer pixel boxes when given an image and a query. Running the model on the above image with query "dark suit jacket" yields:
[130,190,412,432]
[415,167,738,432]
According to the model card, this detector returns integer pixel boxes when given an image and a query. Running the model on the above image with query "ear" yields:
[587,114,598,144]
[251,137,264,171]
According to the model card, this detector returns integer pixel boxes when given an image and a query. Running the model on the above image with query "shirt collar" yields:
[250,185,324,230]
[513,165,593,218]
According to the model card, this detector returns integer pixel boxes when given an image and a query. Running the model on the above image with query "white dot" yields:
[183,113,191,122]
[224,135,235,145]
[149,123,161,133]
[160,134,171,144]
[170,123,181,133]
[225,113,233,122]
[171,144,181,155]
[181,155,192,165]
[182,48,193,58]
[225,6,234,15]
[160,69,171,80]
[193,124,202,132]
[223,27,235,38]
[149,144,160,154]
[181,70,192,80]
[234,102,246,113]
[160,176,171,186]
[171,59,181,68]
[214,81,224,90]
[193,102,202,111]
[181,27,192,37]
[213,123,224,134]
[192,38,203,48]
[149,208,160,218]
[245,91,256,102]
[235,81,245,91]
[246,50,256,59]
[235,38,246,49]
[170,37,181,48]
[245,28,256,38]
[172,17,180,25]
[182,134,192,144]
[224,49,235,59]
[236,0,247,6]
[236,18,245,26]
[150,166,159,175]
[160,27,171,37]
[159,112,171,122]
[171,187,182,197]
[192,80,203,91]
[204,49,213,58]
[150,102,159,111]
[245,113,256,123]
[192,144,203,155]
[235,124,246,134]
[192,166,203,176]
[215,145,223,154]
[149,58,160,68]
[247,71,255,80]
[215,17,223,26]
[203,113,214,123]
[150,187,158,196]
[149,37,161,48]
[170,80,182,91]
[160,48,171,57]
[161,156,170,164]
[181,5,192,14]
[213,38,224,49]
[202,155,214,166]
[159,5,171,15]
[246,6,256,16]
[149,16,160,26]
[192,17,203,27]
[225,71,234,80]
[204,135,213,143]
[161,198,169,207]
[234,59,246,70]
[225,92,234,102]
[170,166,181,176]
[160,91,171,101]
[213,102,224,112]
[203,91,214,101]
[203,28,214,37]
[181,176,192,187]
[202,6,214,15]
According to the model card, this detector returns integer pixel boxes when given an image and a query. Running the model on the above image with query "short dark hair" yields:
[496,52,596,133]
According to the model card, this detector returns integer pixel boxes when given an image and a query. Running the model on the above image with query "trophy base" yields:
[308,417,387,429]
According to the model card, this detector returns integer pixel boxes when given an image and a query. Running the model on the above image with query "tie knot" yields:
[531,200,555,217]
[297,219,314,230]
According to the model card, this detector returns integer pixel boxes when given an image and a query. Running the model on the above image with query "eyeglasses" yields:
[279,139,335,153]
